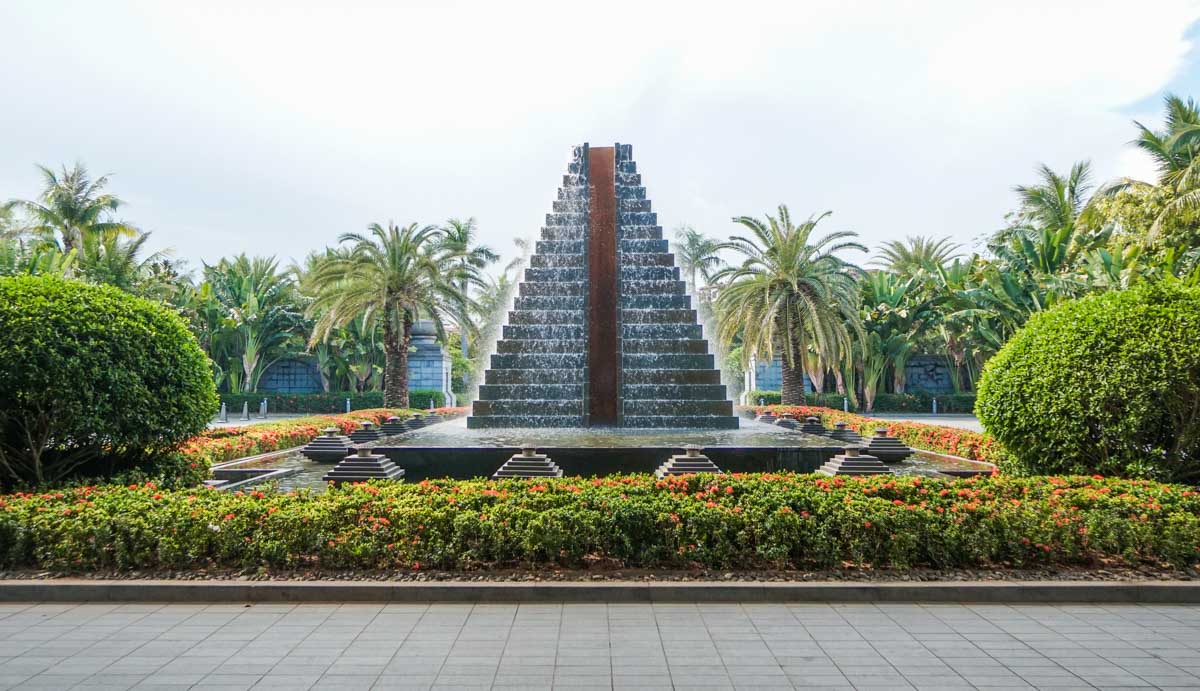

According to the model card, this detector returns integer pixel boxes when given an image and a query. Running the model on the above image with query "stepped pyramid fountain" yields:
[469,143,737,429]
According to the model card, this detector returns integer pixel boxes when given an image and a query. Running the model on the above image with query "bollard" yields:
[218,402,228,423]
[240,401,250,421]
[345,397,351,413]
[932,398,938,415]
[843,397,848,412]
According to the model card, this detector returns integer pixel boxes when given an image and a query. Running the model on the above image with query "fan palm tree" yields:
[673,225,724,292]
[306,222,470,407]
[873,235,961,274]
[436,217,498,384]
[5,164,137,252]
[712,206,865,405]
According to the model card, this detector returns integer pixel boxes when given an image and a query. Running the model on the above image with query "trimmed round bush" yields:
[976,282,1200,480]
[0,276,218,487]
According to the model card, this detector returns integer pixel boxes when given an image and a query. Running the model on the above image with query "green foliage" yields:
[217,391,447,414]
[748,391,975,413]
[977,283,1200,480]
[0,276,218,487]
[2,474,1197,572]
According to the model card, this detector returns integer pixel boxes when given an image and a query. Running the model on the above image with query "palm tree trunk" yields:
[383,314,412,408]
[780,323,806,406]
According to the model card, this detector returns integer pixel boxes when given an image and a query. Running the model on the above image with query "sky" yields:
[2,0,1200,275]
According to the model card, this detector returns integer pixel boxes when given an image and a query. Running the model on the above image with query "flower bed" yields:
[1,474,1195,573]
[183,407,469,467]
[744,405,1004,464]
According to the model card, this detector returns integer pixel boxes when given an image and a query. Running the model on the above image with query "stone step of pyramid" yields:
[513,296,586,311]
[503,324,585,340]
[623,384,729,400]
[507,309,585,325]
[623,369,721,385]
[623,353,714,369]
[620,239,669,253]
[477,384,584,400]
[495,338,587,354]
[621,280,688,296]
[621,309,697,324]
[525,267,586,282]
[619,225,664,240]
[467,415,584,429]
[624,400,733,416]
[623,415,739,429]
[529,253,584,268]
[484,369,584,385]
[535,240,585,254]
[622,338,709,354]
[620,294,691,309]
[620,266,679,281]
[472,400,584,417]
[491,353,586,370]
[492,452,564,478]
[622,323,702,340]
[621,252,676,267]
[518,281,587,297]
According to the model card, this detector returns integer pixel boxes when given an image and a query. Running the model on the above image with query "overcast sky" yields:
[2,0,1199,275]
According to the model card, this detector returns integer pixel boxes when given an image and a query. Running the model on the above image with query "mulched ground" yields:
[3,565,1197,583]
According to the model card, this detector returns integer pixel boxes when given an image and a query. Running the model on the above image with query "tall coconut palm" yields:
[77,230,166,293]
[436,217,498,385]
[5,164,137,252]
[873,235,961,274]
[1123,94,1200,236]
[306,222,469,407]
[673,225,724,292]
[712,206,865,405]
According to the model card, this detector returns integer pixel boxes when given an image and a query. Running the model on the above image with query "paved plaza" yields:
[2,601,1200,690]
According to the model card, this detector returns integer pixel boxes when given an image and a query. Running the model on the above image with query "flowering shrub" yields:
[1,473,1196,572]
[181,407,469,466]
[743,405,1006,464]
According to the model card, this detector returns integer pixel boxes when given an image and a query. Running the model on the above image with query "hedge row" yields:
[746,405,1005,465]
[1,474,1196,572]
[745,391,976,413]
[183,408,468,468]
[218,390,447,415]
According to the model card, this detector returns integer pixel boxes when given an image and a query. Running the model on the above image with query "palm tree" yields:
[437,217,498,385]
[306,222,469,407]
[712,206,866,405]
[77,230,166,293]
[5,164,137,252]
[673,225,724,292]
[873,236,961,274]
[203,255,303,392]
[1013,161,1095,231]
[1117,94,1200,237]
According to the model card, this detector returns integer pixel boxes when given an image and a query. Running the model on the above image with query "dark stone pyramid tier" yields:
[467,143,737,429]
[614,144,737,429]
[469,145,589,428]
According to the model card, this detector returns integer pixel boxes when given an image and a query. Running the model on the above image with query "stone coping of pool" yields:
[3,579,1200,603]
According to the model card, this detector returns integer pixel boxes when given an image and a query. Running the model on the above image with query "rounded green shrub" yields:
[0,276,218,487]
[976,282,1200,480]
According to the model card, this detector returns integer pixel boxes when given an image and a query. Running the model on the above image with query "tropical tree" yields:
[76,230,167,294]
[712,207,865,405]
[673,224,724,292]
[437,217,498,385]
[873,235,961,274]
[1129,94,1200,237]
[5,164,137,252]
[306,222,470,407]
[202,255,303,392]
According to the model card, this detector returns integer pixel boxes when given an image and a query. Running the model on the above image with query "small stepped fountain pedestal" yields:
[799,416,828,435]
[349,421,384,443]
[493,447,564,479]
[322,447,405,485]
[655,444,722,478]
[864,428,915,463]
[828,421,863,445]
[755,411,778,424]
[817,447,892,476]
[774,413,798,430]
[404,414,427,431]
[300,427,354,463]
[380,416,408,435]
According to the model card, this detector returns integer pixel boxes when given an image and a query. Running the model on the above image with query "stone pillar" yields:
[408,320,456,407]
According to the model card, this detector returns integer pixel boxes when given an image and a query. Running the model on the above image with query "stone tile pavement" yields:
[2,601,1200,690]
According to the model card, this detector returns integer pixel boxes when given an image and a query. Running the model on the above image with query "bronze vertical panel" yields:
[587,146,618,425]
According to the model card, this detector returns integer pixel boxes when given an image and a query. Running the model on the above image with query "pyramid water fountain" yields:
[469,144,737,429]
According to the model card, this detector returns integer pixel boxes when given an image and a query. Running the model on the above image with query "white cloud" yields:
[0,0,1197,270]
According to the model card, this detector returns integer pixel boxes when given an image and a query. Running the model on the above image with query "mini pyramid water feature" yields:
[469,144,736,429]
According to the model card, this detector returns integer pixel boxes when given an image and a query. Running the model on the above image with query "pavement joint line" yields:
[4,580,1200,604]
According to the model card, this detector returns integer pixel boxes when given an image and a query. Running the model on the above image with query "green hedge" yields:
[977,282,1200,481]
[0,276,217,488]
[2,474,1197,572]
[747,390,975,413]
[220,390,446,414]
